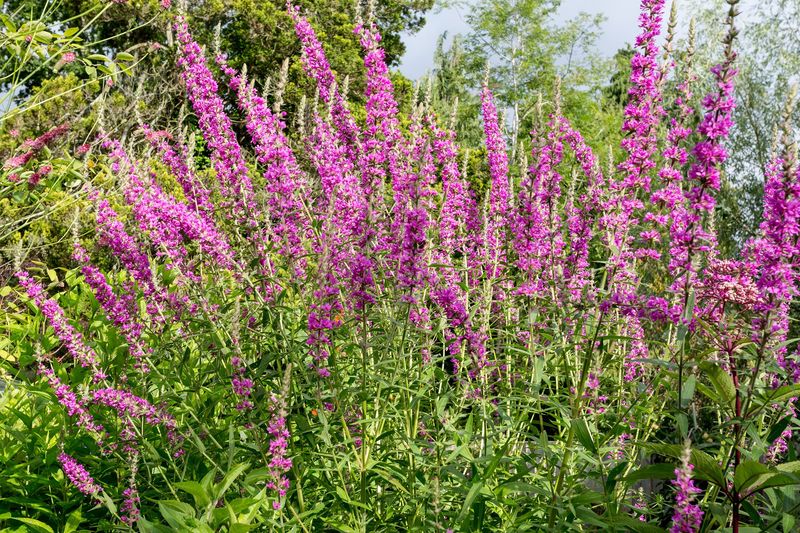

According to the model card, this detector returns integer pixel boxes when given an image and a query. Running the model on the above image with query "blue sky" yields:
[398,0,642,79]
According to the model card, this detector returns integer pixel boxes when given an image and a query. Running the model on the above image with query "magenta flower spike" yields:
[73,245,150,372]
[16,271,106,381]
[174,17,254,221]
[480,85,511,280]
[58,453,102,499]
[142,125,214,217]
[216,56,311,278]
[669,446,704,533]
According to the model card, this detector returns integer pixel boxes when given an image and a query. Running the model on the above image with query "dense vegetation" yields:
[1,0,800,531]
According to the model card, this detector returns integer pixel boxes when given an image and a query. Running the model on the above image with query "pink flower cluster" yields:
[58,453,102,498]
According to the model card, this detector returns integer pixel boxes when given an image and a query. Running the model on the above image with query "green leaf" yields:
[760,384,800,406]
[64,509,82,533]
[776,461,800,474]
[116,52,135,62]
[644,444,726,488]
[621,463,676,483]
[457,481,484,524]
[212,463,249,502]
[767,415,793,444]
[680,376,696,408]
[783,513,796,533]
[175,481,211,508]
[158,500,195,529]
[698,362,736,409]
[9,517,53,533]
[609,514,666,533]
[605,461,629,493]
[734,460,772,494]
[573,418,596,454]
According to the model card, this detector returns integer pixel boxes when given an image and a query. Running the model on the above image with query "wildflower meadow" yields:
[1,0,800,531]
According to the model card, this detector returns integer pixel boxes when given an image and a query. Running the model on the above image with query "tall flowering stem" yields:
[142,126,214,217]
[288,3,360,155]
[480,85,511,282]
[94,198,176,320]
[174,17,254,221]
[266,367,293,510]
[58,453,102,500]
[73,245,150,373]
[216,56,311,278]
[670,2,738,306]
[16,271,106,380]
[39,364,105,435]
[104,139,236,281]
[670,444,704,533]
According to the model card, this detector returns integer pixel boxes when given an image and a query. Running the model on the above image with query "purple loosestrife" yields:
[306,114,363,244]
[514,115,565,299]
[356,20,403,230]
[94,197,171,319]
[303,114,362,375]
[174,17,254,221]
[649,39,697,280]
[481,85,511,281]
[266,392,292,509]
[142,126,214,217]
[91,388,179,450]
[288,3,360,155]
[426,113,479,260]
[426,113,484,364]
[619,0,665,194]
[58,453,102,499]
[231,356,254,409]
[216,56,311,278]
[16,271,106,380]
[39,364,104,434]
[393,117,437,318]
[357,21,404,182]
[670,445,704,533]
[3,123,69,170]
[92,388,175,428]
[602,0,666,306]
[104,139,236,281]
[74,245,150,372]
[670,32,737,303]
[747,158,800,381]
[560,123,604,301]
[120,485,141,525]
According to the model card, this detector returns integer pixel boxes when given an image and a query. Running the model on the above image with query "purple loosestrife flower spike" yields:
[426,113,480,261]
[747,158,800,381]
[175,17,254,221]
[73,245,150,372]
[670,443,704,533]
[104,139,236,280]
[481,84,511,281]
[619,0,665,194]
[58,453,102,499]
[39,364,104,434]
[514,114,565,299]
[288,3,361,156]
[216,56,311,278]
[16,271,106,380]
[266,367,293,509]
[94,196,177,320]
[671,32,738,302]
[142,125,214,217]
[603,0,666,297]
